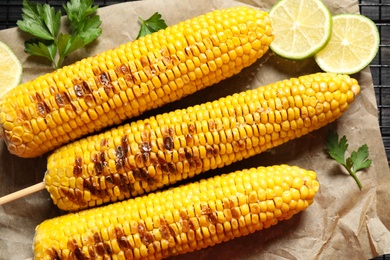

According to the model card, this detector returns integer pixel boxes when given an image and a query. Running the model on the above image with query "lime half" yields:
[315,14,380,74]
[0,41,22,99]
[269,0,332,60]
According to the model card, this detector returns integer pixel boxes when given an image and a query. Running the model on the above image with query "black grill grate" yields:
[359,0,390,166]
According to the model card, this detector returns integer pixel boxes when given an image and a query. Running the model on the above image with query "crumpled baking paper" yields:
[0,0,389,259]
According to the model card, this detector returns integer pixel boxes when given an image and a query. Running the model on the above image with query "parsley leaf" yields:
[75,15,102,45]
[326,130,347,165]
[326,130,372,189]
[17,0,61,41]
[63,0,98,27]
[351,144,372,172]
[17,0,102,69]
[57,33,85,66]
[24,40,56,62]
[63,0,102,45]
[42,3,61,38]
[136,12,167,39]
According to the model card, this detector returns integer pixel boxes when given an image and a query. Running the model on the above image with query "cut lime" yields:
[0,41,22,99]
[269,0,332,60]
[315,14,380,74]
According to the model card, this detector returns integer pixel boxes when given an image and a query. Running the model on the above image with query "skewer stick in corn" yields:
[34,164,320,259]
[0,182,45,205]
[41,72,359,211]
[0,6,273,158]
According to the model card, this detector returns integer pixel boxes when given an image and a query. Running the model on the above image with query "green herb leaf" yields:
[63,0,98,27]
[42,3,61,38]
[25,40,56,63]
[63,0,100,34]
[325,131,347,165]
[326,130,372,189]
[136,12,167,39]
[17,0,102,69]
[17,0,58,40]
[75,15,102,45]
[57,33,84,58]
[351,144,372,172]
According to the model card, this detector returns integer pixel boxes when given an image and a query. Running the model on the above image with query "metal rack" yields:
[359,0,390,166]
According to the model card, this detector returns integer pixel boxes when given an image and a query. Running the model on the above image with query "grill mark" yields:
[93,232,102,243]
[142,152,150,166]
[73,156,83,177]
[46,248,60,260]
[163,136,173,150]
[88,246,96,258]
[188,124,196,134]
[59,187,79,205]
[205,144,214,157]
[122,136,129,156]
[55,93,68,107]
[99,72,110,86]
[140,142,152,153]
[114,226,132,250]
[160,224,171,240]
[35,92,43,102]
[138,222,155,246]
[115,63,130,76]
[73,248,86,260]
[104,242,112,255]
[98,72,114,96]
[95,242,105,256]
[84,93,95,107]
[185,133,193,146]
[74,84,85,97]
[118,237,131,250]
[36,102,47,117]
[124,74,134,84]
[43,101,51,113]
[105,175,115,188]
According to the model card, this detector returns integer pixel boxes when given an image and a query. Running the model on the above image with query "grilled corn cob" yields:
[0,6,273,158]
[34,164,320,259]
[45,72,359,211]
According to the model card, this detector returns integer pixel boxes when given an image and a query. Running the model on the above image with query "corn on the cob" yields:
[0,6,273,158]
[34,164,320,259]
[45,72,359,211]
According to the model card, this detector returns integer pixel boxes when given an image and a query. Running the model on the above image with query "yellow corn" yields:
[34,164,320,259]
[0,6,273,158]
[45,72,359,211]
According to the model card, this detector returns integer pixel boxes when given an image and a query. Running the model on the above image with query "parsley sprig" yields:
[136,12,167,39]
[17,0,102,69]
[326,130,372,189]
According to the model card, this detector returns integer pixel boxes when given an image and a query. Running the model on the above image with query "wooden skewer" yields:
[0,182,45,205]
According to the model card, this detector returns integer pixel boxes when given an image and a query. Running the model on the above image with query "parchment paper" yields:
[1,0,389,259]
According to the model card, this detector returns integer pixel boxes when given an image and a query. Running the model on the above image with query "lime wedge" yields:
[315,14,380,74]
[269,0,332,60]
[0,41,22,99]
